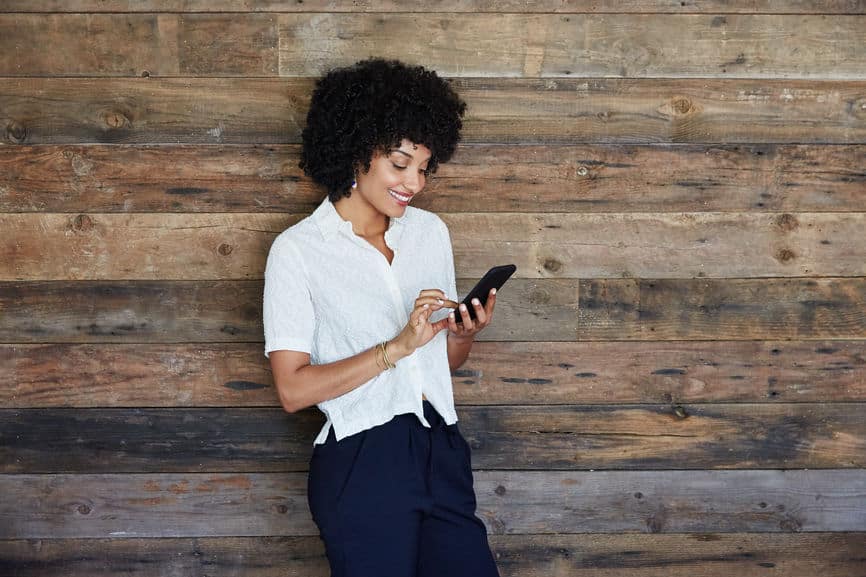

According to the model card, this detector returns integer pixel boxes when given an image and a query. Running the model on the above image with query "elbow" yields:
[274,379,303,414]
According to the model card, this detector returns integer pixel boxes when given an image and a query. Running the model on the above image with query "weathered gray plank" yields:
[2,533,865,577]
[2,405,863,472]
[0,279,578,343]
[579,277,866,340]
[1,470,864,537]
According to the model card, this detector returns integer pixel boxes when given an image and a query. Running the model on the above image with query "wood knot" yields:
[634,492,643,499]
[77,504,91,515]
[495,485,507,496]
[576,165,589,177]
[542,258,562,273]
[103,110,131,129]
[528,288,551,304]
[775,248,796,263]
[5,120,27,144]
[851,97,866,121]
[218,243,233,256]
[672,97,693,114]
[275,504,288,514]
[673,405,688,419]
[774,213,799,232]
[73,214,93,232]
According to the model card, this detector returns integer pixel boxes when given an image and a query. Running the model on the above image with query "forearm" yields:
[447,333,474,371]
[278,341,411,413]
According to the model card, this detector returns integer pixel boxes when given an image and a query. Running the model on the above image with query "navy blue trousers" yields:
[307,400,501,577]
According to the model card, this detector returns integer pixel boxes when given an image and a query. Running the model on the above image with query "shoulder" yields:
[267,214,318,260]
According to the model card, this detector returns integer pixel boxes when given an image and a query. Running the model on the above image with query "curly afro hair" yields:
[299,58,467,202]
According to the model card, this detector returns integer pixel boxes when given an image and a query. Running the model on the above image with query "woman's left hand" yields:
[447,288,497,341]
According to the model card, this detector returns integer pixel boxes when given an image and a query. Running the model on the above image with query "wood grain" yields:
[3,78,865,145]
[279,14,866,79]
[1,470,863,537]
[0,279,578,343]
[2,144,866,214]
[4,278,866,344]
[2,533,864,577]
[2,13,865,78]
[579,277,866,340]
[6,339,866,408]
[2,404,863,472]
[4,211,866,280]
[2,0,866,13]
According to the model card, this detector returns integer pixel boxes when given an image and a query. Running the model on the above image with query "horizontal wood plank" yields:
[3,0,865,13]
[579,277,866,340]
[2,404,863,472]
[2,78,865,145]
[4,211,866,280]
[6,339,866,408]
[278,14,866,79]
[1,533,865,577]
[4,278,866,343]
[1,470,864,537]
[0,279,578,343]
[2,144,866,214]
[1,14,865,78]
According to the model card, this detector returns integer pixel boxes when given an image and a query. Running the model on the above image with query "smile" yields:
[389,189,413,204]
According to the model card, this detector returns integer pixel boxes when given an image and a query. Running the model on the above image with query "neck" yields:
[333,194,389,237]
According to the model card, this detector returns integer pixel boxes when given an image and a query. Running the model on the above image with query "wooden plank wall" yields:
[1,1,865,575]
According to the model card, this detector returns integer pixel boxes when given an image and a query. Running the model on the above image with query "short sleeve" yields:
[262,237,315,359]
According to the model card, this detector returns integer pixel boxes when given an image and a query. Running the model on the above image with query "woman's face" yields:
[355,139,431,217]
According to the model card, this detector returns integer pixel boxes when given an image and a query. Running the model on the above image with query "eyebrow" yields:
[391,149,413,159]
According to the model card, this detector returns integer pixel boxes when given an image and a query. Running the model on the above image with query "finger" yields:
[418,289,448,300]
[470,297,487,326]
[414,296,459,310]
[457,302,475,331]
[485,288,497,316]
[410,303,430,328]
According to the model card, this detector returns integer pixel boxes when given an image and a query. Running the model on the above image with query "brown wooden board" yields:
[3,144,866,214]
[2,404,864,473]
[3,0,866,13]
[5,340,866,408]
[1,470,864,537]
[4,211,866,280]
[3,78,865,145]
[1,533,865,577]
[578,277,866,341]
[0,13,865,78]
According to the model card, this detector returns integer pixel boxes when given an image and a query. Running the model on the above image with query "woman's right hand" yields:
[390,289,458,359]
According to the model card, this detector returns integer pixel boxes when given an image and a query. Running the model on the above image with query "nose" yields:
[404,169,424,194]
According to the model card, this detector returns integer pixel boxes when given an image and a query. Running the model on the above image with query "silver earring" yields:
[351,180,357,189]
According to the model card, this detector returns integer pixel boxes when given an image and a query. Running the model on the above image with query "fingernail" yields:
[471,298,480,306]
[437,298,443,304]
[424,304,429,308]
[449,312,455,318]
[491,288,497,295]
[460,304,467,311]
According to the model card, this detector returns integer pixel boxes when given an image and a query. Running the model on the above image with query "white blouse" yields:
[263,196,459,445]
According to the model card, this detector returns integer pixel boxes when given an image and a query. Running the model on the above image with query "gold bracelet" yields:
[379,341,396,370]
[374,344,384,371]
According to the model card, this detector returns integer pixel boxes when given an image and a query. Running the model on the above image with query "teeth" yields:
[389,189,411,202]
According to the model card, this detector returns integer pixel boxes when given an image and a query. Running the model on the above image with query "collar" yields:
[313,196,407,246]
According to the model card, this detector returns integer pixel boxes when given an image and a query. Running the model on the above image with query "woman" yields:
[263,58,501,577]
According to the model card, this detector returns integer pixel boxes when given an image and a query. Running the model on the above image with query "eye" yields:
[392,162,407,170]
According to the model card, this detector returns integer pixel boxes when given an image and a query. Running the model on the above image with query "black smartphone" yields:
[454,264,516,324]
